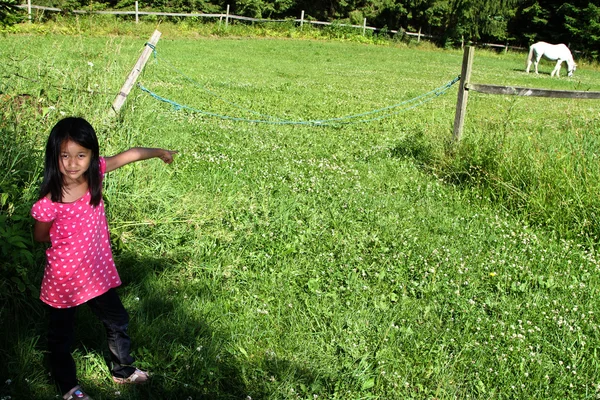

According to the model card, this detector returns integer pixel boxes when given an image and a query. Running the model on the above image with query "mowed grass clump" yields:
[2,21,600,399]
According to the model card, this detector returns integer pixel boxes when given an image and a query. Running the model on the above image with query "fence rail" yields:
[18,3,437,40]
[453,46,600,141]
[466,83,600,99]
[18,4,532,51]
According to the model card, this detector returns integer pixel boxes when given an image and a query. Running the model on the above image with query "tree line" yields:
[2,0,600,58]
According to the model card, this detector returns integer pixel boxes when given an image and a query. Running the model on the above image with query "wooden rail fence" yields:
[18,3,435,41]
[453,46,600,141]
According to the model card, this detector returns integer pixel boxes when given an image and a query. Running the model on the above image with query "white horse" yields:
[526,42,576,77]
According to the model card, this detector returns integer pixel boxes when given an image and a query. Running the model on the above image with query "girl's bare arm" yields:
[33,220,53,242]
[104,148,177,173]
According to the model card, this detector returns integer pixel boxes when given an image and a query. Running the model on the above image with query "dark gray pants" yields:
[47,288,136,394]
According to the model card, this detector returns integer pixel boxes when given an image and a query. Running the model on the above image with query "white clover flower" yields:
[87,61,94,67]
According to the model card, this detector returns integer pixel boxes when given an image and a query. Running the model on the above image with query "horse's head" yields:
[568,61,577,77]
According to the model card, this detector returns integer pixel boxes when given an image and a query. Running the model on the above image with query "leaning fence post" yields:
[225,4,230,28]
[110,30,161,116]
[453,46,474,142]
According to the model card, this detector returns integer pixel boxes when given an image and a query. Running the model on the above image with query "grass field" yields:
[2,19,600,399]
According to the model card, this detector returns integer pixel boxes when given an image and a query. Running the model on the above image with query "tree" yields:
[428,0,519,46]
[0,0,23,26]
[561,1,600,59]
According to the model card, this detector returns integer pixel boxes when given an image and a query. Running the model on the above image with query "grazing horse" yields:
[525,41,576,77]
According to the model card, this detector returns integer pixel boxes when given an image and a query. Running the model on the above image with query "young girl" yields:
[31,117,177,400]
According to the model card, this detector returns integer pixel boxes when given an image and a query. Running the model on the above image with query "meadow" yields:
[2,17,600,399]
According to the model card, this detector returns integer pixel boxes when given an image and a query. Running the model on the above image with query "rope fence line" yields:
[138,46,460,127]
[145,43,283,121]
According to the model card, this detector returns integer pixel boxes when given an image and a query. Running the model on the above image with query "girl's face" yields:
[59,139,92,185]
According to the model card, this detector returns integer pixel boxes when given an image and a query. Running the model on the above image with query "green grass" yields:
[2,17,600,399]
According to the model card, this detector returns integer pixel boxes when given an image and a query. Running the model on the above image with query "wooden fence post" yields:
[225,4,229,27]
[300,10,304,30]
[452,46,474,142]
[109,30,161,116]
[28,0,32,21]
[362,18,366,35]
[135,1,138,23]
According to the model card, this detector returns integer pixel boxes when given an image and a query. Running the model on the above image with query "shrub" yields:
[0,0,24,26]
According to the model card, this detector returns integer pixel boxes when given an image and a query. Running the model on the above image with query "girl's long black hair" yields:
[39,117,102,206]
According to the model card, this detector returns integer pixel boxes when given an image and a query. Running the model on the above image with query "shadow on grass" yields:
[3,249,331,399]
[517,67,564,76]
[75,251,250,399]
[1,250,246,399]
[389,129,434,166]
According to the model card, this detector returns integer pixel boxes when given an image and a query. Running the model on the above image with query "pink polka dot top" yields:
[31,157,122,308]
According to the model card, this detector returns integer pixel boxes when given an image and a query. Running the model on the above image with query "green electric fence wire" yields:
[141,43,460,126]
[138,77,459,126]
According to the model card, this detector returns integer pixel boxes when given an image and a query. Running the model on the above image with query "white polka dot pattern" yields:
[31,157,122,308]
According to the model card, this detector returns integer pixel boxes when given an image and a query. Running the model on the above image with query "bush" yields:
[0,0,24,26]
[0,99,44,301]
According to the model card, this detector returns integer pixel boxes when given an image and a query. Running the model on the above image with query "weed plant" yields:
[2,17,600,399]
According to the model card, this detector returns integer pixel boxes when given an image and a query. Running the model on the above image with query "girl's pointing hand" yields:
[159,150,178,164]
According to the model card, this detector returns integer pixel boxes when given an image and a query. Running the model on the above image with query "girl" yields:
[31,117,177,400]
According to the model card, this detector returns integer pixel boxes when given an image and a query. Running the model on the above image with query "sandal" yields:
[63,385,92,400]
[112,368,150,384]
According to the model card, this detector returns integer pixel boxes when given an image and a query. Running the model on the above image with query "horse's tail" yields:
[526,44,534,65]
[525,44,535,72]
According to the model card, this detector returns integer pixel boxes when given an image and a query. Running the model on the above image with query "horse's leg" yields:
[551,60,561,77]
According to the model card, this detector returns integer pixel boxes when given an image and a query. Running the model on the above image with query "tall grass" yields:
[2,16,600,399]
[433,89,600,243]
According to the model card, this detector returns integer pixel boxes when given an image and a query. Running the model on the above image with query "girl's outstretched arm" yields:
[104,147,177,173]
